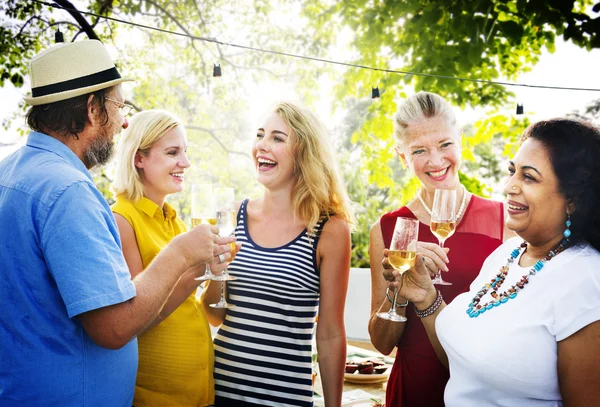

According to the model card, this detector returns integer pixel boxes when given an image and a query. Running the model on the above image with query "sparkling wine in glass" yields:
[430,189,456,286]
[210,187,237,309]
[191,184,216,281]
[377,217,419,322]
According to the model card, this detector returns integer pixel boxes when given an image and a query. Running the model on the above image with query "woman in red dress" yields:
[368,91,513,407]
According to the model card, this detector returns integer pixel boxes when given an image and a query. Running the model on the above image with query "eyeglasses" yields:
[105,97,134,116]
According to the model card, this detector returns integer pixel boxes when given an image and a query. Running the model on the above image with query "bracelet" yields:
[386,287,409,308]
[414,289,443,318]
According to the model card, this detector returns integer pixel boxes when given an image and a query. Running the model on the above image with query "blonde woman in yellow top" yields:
[111,109,233,407]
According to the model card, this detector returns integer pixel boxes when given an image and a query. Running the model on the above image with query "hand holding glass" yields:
[210,187,237,309]
[377,217,419,322]
[430,189,456,286]
[191,184,216,281]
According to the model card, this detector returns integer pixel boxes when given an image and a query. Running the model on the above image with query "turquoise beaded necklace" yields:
[466,239,570,318]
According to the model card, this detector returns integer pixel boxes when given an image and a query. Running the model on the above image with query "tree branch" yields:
[52,0,99,40]
[186,125,251,159]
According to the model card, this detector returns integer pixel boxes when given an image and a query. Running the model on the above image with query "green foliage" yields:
[299,0,581,266]
[568,98,600,123]
[302,0,596,191]
[459,171,490,198]
[2,0,596,269]
[305,0,598,108]
[1,0,334,222]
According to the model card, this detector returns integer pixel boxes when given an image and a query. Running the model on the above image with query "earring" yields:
[564,214,572,239]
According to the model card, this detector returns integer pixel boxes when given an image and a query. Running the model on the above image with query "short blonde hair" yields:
[394,91,458,145]
[273,101,354,232]
[112,109,183,202]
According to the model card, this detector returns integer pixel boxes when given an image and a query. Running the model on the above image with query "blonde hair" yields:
[112,109,183,202]
[273,101,354,233]
[394,91,458,145]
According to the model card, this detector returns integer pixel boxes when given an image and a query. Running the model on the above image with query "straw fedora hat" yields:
[24,39,133,106]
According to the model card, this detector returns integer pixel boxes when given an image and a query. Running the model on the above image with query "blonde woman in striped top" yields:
[202,101,354,407]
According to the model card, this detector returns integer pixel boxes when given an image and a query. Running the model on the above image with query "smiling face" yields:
[503,138,570,246]
[252,112,295,190]
[399,116,462,191]
[135,125,190,205]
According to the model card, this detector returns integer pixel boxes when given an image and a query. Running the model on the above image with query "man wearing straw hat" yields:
[0,40,232,406]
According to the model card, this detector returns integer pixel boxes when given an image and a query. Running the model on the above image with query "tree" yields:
[568,98,600,122]
[0,0,335,213]
[4,1,592,267]
[305,0,598,106]
[300,0,586,264]
[301,0,595,203]
[302,0,598,189]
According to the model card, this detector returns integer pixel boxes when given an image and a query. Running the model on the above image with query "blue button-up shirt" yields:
[0,132,137,406]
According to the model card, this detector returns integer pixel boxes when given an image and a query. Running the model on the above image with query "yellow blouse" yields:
[112,195,214,407]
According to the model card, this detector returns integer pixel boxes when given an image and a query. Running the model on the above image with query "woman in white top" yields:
[387,118,600,406]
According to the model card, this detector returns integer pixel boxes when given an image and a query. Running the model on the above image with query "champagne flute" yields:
[430,189,456,286]
[191,184,217,281]
[377,217,419,322]
[210,187,237,309]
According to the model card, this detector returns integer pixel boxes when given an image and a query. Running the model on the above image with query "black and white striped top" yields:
[213,199,326,407]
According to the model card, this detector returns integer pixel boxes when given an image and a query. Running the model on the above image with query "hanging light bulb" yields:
[55,28,64,43]
[516,103,524,115]
[213,63,222,77]
[371,86,380,99]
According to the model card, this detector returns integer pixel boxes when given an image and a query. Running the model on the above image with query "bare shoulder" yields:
[317,215,351,270]
[370,219,381,235]
[321,215,351,238]
[318,216,351,259]
[114,212,134,232]
[243,197,263,218]
[234,200,243,213]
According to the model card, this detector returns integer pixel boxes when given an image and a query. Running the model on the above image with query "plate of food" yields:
[344,360,391,384]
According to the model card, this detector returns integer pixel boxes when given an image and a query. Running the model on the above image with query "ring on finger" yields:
[218,253,225,264]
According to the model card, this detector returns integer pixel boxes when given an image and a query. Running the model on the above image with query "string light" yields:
[213,63,221,77]
[32,0,600,94]
[54,28,64,43]
[371,86,380,99]
[516,103,524,115]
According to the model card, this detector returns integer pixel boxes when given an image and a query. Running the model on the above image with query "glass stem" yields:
[437,239,445,279]
[390,289,398,313]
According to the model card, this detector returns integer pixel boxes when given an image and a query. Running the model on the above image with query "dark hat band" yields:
[31,67,122,97]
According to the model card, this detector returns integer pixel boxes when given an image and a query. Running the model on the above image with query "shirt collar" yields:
[133,196,178,221]
[26,131,94,182]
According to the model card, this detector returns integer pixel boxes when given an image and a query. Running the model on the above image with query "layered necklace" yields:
[466,239,570,318]
[418,185,469,221]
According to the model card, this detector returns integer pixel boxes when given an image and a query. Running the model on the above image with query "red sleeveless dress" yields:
[381,195,504,407]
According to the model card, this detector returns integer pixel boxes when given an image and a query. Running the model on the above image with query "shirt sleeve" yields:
[40,181,136,318]
[550,249,600,341]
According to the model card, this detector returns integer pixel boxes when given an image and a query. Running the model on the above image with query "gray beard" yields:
[83,133,114,169]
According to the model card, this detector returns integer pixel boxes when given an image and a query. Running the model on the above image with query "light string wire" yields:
[31,0,600,93]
